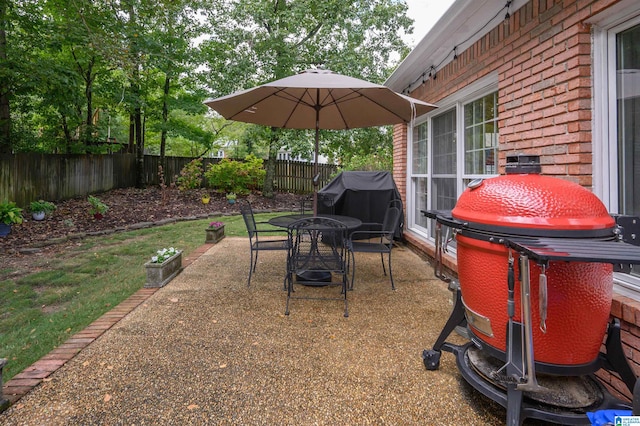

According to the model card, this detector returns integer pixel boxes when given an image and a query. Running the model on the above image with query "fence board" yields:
[0,154,337,207]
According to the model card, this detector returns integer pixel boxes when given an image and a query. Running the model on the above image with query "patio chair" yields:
[239,200,289,287]
[347,203,402,291]
[285,217,350,317]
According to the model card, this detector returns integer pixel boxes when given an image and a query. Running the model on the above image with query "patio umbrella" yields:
[204,68,437,214]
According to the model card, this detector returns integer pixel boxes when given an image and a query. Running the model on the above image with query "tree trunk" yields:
[84,58,94,147]
[135,105,144,188]
[262,127,279,198]
[0,0,11,153]
[160,74,169,163]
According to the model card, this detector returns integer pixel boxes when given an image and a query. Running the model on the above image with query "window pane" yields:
[432,109,457,214]
[464,92,499,175]
[617,24,640,216]
[412,122,428,174]
[432,109,456,174]
[413,177,428,229]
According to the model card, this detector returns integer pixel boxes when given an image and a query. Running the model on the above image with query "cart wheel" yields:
[422,349,441,370]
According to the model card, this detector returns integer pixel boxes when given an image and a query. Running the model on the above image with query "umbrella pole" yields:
[313,101,320,216]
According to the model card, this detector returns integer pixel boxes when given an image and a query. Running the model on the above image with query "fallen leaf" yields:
[187,404,199,410]
[170,298,179,303]
[42,377,53,382]
[104,394,112,402]
[83,361,90,367]
[219,363,227,369]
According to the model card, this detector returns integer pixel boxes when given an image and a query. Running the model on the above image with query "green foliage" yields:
[0,201,24,225]
[204,155,266,194]
[176,158,204,191]
[29,200,57,214]
[339,153,393,173]
[87,195,108,215]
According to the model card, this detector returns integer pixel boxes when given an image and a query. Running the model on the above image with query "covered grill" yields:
[421,155,640,425]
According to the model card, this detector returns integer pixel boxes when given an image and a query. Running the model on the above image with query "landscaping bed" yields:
[0,187,305,266]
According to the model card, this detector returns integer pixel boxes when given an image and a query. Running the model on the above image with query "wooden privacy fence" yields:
[0,154,337,207]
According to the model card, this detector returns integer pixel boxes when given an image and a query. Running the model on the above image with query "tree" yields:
[199,0,413,197]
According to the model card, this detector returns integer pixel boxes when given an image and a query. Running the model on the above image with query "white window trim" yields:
[590,2,640,295]
[406,72,498,241]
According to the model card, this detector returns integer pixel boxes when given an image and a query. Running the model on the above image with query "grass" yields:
[0,212,287,381]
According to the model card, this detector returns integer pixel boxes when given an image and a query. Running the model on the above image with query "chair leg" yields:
[380,252,387,276]
[342,275,349,317]
[285,273,292,315]
[349,251,356,290]
[247,249,256,287]
[387,251,395,291]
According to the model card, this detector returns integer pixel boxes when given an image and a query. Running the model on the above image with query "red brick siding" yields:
[393,0,636,401]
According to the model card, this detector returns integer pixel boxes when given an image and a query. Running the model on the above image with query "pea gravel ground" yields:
[0,237,551,425]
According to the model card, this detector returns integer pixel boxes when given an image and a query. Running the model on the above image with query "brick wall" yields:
[393,0,637,401]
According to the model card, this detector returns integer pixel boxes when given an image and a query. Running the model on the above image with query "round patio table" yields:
[269,214,361,284]
[268,214,362,230]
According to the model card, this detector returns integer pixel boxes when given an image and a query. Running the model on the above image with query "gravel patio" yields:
[0,236,534,425]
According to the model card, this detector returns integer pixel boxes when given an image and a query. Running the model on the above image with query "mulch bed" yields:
[0,187,305,260]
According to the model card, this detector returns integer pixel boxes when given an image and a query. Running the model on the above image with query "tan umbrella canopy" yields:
[205,69,437,213]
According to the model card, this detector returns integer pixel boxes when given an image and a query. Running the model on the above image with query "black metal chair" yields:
[285,217,350,317]
[347,204,402,290]
[239,200,289,287]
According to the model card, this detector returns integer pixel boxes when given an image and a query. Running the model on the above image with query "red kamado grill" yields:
[421,155,640,425]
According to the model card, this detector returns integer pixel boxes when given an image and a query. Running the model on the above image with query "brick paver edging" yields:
[1,242,215,408]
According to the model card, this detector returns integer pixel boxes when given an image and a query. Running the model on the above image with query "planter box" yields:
[144,250,183,288]
[205,225,225,244]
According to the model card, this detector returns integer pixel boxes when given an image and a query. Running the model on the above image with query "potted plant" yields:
[144,247,183,288]
[205,221,225,244]
[226,192,237,204]
[0,201,23,237]
[29,200,56,221]
[88,195,108,219]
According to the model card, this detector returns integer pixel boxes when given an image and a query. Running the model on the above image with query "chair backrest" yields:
[382,206,402,243]
[317,192,336,214]
[287,217,348,273]
[239,200,257,239]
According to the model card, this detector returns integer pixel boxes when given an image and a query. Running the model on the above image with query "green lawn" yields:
[0,212,286,381]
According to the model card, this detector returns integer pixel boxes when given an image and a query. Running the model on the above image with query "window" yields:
[407,81,498,238]
[592,3,640,294]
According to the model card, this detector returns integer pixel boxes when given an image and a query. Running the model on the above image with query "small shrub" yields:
[88,195,108,215]
[177,158,204,191]
[0,201,23,225]
[29,200,57,214]
[204,155,265,194]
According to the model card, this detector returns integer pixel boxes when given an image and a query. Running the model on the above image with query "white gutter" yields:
[386,0,528,93]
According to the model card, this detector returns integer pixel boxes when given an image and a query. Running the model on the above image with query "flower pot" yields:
[93,213,104,220]
[202,196,210,204]
[144,250,183,288]
[0,223,11,237]
[32,211,46,221]
[205,225,225,244]
[227,199,236,204]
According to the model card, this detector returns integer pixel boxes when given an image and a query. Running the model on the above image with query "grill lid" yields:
[451,156,615,237]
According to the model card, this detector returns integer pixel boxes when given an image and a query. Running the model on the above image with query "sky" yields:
[403,0,457,47]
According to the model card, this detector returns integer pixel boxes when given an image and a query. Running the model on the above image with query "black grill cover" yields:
[318,171,403,239]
